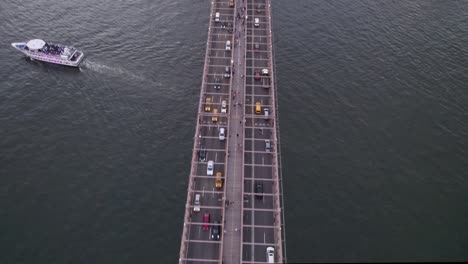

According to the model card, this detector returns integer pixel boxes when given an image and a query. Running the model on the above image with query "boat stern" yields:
[71,51,85,67]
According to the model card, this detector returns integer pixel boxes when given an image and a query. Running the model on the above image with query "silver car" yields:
[265,140,271,152]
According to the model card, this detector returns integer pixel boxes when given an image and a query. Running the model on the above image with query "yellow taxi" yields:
[215,172,223,188]
[205,97,212,112]
[212,108,218,122]
[255,102,261,114]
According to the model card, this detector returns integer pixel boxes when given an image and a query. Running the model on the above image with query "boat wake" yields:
[81,60,148,82]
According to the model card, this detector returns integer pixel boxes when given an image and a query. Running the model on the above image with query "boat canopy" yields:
[26,39,46,50]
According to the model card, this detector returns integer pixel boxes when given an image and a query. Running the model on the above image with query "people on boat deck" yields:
[37,43,65,55]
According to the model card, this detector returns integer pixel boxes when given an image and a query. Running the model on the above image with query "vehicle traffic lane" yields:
[199,115,228,125]
[242,241,276,263]
[209,34,231,45]
[249,244,273,262]
[208,44,232,55]
[245,57,267,67]
[200,125,228,140]
[197,137,225,153]
[207,64,233,73]
[243,151,273,165]
[244,95,269,105]
[208,43,231,54]
[245,85,270,96]
[244,73,269,84]
[196,147,225,163]
[244,165,274,180]
[244,115,272,126]
[186,239,221,262]
[244,126,273,139]
[195,160,224,174]
[246,30,268,41]
[242,213,275,238]
[245,139,272,153]
[243,210,275,227]
[188,207,223,227]
[192,176,225,191]
[208,95,230,107]
[243,194,274,211]
[211,25,234,34]
[182,0,241,262]
[190,190,223,208]
[246,34,268,45]
[243,103,271,116]
[206,76,230,92]
[188,210,220,232]
[242,226,275,244]
[243,179,275,198]
[193,165,225,188]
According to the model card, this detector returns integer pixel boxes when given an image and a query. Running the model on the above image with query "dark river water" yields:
[1,0,467,263]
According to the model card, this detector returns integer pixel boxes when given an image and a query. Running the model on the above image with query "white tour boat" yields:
[11,39,84,67]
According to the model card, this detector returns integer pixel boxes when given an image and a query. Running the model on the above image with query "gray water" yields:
[0,0,467,263]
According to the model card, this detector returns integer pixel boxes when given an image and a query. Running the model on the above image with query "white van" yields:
[215,12,220,22]
[194,194,201,212]
[221,100,227,113]
[266,247,274,263]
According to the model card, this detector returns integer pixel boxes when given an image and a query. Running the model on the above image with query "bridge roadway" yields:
[179,0,286,263]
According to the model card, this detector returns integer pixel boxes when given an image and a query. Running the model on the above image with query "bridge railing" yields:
[265,0,287,262]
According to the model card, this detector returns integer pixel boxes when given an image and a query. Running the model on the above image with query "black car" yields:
[214,78,221,90]
[211,221,221,240]
[198,147,207,162]
[227,22,233,33]
[255,182,263,199]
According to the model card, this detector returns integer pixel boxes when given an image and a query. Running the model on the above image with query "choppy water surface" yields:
[0,0,467,262]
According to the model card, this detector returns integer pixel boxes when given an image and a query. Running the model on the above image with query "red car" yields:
[202,211,210,230]
[254,71,261,80]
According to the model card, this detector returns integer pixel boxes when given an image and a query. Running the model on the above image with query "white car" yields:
[207,160,214,175]
[219,128,226,141]
[226,40,231,51]
[215,12,220,22]
[221,100,227,113]
[264,107,269,119]
[266,247,275,263]
[254,18,260,27]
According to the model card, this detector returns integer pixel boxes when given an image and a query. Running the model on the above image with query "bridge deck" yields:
[179,0,286,263]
